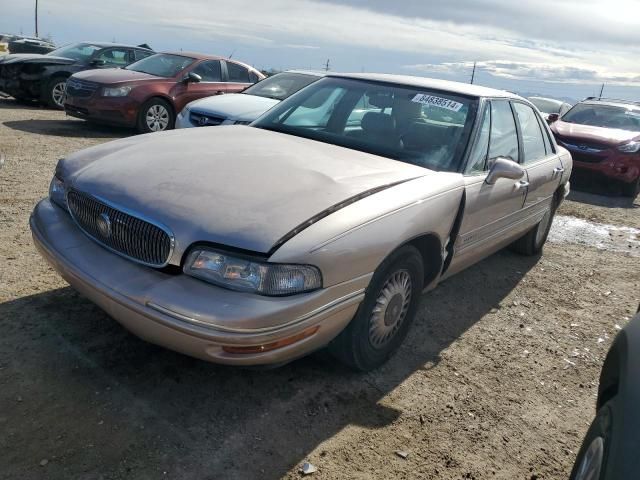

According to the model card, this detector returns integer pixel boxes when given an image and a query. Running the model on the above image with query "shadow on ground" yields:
[0,250,538,479]
[3,118,131,139]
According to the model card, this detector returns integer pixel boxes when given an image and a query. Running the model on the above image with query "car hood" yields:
[553,120,640,145]
[72,68,161,85]
[62,126,430,258]
[186,93,280,121]
[0,53,75,65]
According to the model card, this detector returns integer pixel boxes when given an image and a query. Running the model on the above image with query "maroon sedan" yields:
[551,98,640,197]
[64,52,264,133]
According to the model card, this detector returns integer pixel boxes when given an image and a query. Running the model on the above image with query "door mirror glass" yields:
[185,72,202,83]
[90,59,106,67]
[485,157,525,185]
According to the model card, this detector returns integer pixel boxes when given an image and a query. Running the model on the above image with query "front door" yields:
[171,60,227,112]
[447,99,530,276]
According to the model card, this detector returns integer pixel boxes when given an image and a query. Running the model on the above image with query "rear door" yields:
[449,99,529,274]
[171,60,225,112]
[223,60,255,93]
[512,101,563,211]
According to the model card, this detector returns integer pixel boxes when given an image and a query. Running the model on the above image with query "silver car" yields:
[175,70,325,128]
[31,73,572,370]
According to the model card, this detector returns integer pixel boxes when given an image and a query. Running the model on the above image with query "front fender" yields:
[270,173,465,287]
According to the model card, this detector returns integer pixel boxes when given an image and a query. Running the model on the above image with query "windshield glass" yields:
[243,73,319,100]
[562,103,640,132]
[125,53,195,78]
[529,97,561,114]
[253,77,477,172]
[47,43,102,61]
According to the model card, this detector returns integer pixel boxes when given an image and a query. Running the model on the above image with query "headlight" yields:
[102,86,132,97]
[184,248,322,296]
[49,174,68,210]
[618,141,640,153]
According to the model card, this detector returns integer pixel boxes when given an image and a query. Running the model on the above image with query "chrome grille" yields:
[65,78,99,98]
[189,110,225,126]
[67,190,174,267]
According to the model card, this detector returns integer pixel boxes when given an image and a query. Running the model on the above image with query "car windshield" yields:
[125,53,195,78]
[253,77,477,172]
[47,43,102,61]
[562,103,640,132]
[529,97,562,114]
[243,73,320,100]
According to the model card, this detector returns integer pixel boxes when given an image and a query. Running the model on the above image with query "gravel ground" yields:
[1,99,639,480]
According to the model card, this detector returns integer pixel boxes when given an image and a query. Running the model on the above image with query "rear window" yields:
[562,103,640,132]
[125,53,195,78]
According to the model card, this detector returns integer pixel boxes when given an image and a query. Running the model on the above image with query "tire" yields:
[329,245,424,371]
[569,401,613,480]
[44,76,67,109]
[510,201,556,256]
[621,176,640,198]
[137,98,175,134]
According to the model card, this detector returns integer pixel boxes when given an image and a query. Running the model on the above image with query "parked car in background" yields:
[176,70,324,128]
[6,35,56,54]
[0,42,153,108]
[528,96,572,123]
[31,74,571,370]
[65,52,264,133]
[569,308,640,480]
[551,97,640,197]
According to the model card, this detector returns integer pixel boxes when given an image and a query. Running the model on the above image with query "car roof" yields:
[75,41,153,50]
[581,98,640,110]
[326,72,522,99]
[161,52,261,72]
[282,69,329,77]
[529,96,565,106]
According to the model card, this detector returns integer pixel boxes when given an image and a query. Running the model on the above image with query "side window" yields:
[489,100,519,163]
[280,87,346,128]
[249,71,259,83]
[227,62,250,82]
[191,60,222,82]
[513,103,547,163]
[466,104,490,173]
[94,48,129,67]
[537,114,553,154]
[134,49,153,61]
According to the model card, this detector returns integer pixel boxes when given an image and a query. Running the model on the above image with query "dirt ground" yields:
[1,99,639,480]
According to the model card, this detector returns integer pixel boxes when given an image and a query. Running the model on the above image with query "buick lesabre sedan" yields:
[31,74,572,371]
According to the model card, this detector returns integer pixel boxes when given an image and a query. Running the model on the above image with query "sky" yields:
[2,0,640,102]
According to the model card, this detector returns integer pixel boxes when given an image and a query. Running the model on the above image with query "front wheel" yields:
[329,245,424,371]
[137,98,175,133]
[45,77,67,109]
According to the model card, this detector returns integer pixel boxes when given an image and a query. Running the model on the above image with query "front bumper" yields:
[30,199,365,366]
[64,94,139,127]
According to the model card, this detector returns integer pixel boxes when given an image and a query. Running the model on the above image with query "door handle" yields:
[516,180,529,189]
[553,167,565,174]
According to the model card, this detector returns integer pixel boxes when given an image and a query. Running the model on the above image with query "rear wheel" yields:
[137,98,175,133]
[329,245,424,371]
[569,401,614,480]
[45,77,67,109]
[510,201,556,256]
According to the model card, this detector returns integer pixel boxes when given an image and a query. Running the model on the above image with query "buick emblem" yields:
[198,116,208,126]
[96,212,112,238]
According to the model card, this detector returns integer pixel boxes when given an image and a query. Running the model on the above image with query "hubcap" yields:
[368,270,412,349]
[536,207,552,246]
[52,82,66,107]
[574,436,604,480]
[146,104,170,131]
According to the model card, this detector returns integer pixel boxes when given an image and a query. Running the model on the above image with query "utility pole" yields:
[324,58,330,72]
[470,62,476,84]
[34,0,39,37]
[599,83,605,98]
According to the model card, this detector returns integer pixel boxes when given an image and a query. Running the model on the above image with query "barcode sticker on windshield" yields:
[411,94,463,112]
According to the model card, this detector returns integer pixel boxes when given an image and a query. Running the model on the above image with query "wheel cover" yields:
[368,270,412,349]
[575,436,604,480]
[535,207,552,246]
[146,104,170,131]
[52,82,66,107]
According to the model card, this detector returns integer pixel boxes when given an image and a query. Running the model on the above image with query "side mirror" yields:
[485,157,525,185]
[184,72,202,83]
[90,59,106,67]
[547,113,559,124]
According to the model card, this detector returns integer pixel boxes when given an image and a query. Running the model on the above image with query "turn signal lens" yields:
[222,326,319,354]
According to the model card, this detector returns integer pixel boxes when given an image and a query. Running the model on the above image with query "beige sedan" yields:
[31,73,572,370]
